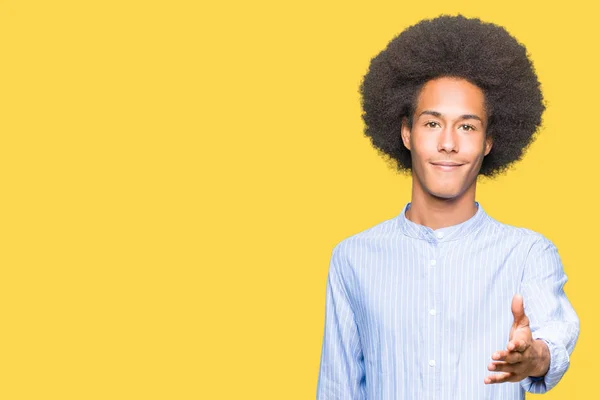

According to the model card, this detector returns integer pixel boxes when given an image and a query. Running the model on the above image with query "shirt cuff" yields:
[519,336,570,394]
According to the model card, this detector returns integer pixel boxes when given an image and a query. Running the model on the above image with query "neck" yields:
[406,180,478,230]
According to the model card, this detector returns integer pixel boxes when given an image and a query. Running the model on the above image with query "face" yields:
[401,76,493,201]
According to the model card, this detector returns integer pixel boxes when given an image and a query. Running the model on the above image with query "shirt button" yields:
[429,360,436,367]
[430,259,436,266]
[429,309,437,316]
[436,232,444,239]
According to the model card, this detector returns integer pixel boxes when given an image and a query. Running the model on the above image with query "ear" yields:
[401,117,411,150]
[484,134,493,156]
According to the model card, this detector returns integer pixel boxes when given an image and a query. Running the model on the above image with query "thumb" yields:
[511,294,529,326]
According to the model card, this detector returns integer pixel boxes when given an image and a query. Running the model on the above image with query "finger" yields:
[507,338,530,353]
[484,372,510,384]
[488,361,508,371]
[484,372,520,384]
[492,350,524,364]
[511,294,530,327]
[488,361,525,374]
[503,351,524,364]
[491,350,508,361]
[511,294,525,323]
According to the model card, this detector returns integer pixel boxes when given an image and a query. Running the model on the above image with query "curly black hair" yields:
[359,14,545,177]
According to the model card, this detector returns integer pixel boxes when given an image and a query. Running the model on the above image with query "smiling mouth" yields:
[430,162,465,171]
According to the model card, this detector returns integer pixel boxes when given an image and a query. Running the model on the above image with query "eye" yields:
[460,124,476,131]
[425,121,440,128]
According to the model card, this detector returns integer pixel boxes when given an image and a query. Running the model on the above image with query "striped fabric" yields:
[316,202,579,399]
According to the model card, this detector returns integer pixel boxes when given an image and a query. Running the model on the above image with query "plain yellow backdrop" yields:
[0,0,597,398]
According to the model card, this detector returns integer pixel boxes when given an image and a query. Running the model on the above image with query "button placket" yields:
[426,242,439,390]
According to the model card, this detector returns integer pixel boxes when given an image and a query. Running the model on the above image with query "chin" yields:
[430,192,460,200]
[426,186,463,200]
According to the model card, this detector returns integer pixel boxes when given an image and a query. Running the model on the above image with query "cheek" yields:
[463,139,487,158]
[411,136,437,160]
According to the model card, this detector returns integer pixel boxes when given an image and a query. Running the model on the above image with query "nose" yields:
[438,125,458,153]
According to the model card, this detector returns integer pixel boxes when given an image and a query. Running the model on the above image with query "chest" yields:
[349,236,528,343]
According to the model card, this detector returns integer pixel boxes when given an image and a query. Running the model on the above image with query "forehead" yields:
[415,77,486,118]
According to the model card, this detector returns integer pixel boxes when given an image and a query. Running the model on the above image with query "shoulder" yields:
[332,215,399,255]
[483,214,557,250]
[327,216,400,276]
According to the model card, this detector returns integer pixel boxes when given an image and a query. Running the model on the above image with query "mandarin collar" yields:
[396,201,489,242]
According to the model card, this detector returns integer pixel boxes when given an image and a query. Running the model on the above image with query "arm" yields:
[518,236,580,394]
[316,244,366,399]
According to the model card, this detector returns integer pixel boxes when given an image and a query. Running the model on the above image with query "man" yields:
[316,15,579,399]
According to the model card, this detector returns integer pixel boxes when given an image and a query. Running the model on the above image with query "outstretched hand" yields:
[484,294,550,384]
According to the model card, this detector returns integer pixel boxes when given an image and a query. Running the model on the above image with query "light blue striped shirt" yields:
[317,202,579,399]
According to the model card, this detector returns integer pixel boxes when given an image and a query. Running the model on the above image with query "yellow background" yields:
[0,0,596,398]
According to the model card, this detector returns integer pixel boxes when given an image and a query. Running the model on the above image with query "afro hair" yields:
[359,14,545,177]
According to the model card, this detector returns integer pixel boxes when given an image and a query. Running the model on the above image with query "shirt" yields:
[316,202,579,400]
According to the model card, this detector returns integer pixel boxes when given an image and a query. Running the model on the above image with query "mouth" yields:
[430,162,465,171]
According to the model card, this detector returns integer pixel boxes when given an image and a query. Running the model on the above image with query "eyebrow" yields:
[418,110,483,122]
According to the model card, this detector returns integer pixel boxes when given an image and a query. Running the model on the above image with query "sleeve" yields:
[518,236,580,394]
[316,244,366,400]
